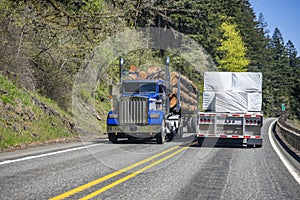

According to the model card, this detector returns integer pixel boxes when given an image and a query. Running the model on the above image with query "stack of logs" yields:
[126,66,198,112]
[170,71,198,112]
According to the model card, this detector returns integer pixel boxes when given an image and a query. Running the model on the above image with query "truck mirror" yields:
[120,57,124,66]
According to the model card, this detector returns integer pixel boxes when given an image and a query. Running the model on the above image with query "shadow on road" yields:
[190,138,262,149]
[98,133,260,149]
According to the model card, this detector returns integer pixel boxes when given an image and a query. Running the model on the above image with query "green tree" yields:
[266,28,296,116]
[285,40,298,67]
[0,0,127,110]
[257,13,269,36]
[285,40,300,118]
[216,21,249,72]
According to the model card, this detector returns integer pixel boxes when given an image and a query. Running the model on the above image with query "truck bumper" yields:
[107,125,161,138]
[197,135,263,147]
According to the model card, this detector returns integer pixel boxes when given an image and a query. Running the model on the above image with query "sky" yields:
[249,0,300,55]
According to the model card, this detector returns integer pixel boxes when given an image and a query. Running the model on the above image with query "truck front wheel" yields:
[108,133,118,143]
[156,121,166,144]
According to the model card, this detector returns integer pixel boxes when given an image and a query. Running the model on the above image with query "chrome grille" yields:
[119,97,148,124]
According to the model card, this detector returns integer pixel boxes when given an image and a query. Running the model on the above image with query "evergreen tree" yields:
[216,21,249,72]
[257,13,269,36]
[285,40,298,67]
[285,40,300,118]
[246,11,272,71]
[270,28,287,60]
[293,66,300,118]
[254,13,275,116]
[267,28,295,116]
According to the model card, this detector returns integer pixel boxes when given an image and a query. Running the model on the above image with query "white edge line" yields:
[268,119,300,185]
[0,143,104,166]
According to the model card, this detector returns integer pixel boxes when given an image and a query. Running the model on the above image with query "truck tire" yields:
[156,132,165,144]
[108,133,118,143]
[187,117,196,133]
[156,121,166,144]
[178,126,183,139]
[167,132,174,141]
[198,138,204,147]
[177,119,183,139]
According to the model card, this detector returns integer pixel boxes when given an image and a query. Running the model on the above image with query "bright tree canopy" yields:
[217,21,250,72]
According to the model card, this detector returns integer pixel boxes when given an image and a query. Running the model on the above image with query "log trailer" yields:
[197,72,263,147]
[106,57,198,144]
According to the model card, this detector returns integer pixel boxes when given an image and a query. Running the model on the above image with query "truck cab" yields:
[107,80,166,127]
[106,58,182,144]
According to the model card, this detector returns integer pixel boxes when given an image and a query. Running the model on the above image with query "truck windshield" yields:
[124,82,140,93]
[140,83,157,93]
[123,82,157,93]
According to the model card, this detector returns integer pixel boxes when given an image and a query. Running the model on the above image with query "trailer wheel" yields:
[197,138,204,147]
[187,117,196,133]
[156,120,166,144]
[108,133,118,143]
[177,119,183,139]
[175,127,183,139]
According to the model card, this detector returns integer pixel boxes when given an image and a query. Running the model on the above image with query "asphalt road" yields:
[0,118,299,200]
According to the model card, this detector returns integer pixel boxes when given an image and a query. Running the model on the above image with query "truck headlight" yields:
[150,113,160,118]
[109,114,118,118]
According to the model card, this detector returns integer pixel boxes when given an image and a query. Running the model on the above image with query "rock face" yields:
[31,96,75,131]
[1,96,74,132]
[0,75,80,151]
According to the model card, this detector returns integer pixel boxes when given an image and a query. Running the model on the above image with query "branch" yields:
[16,23,26,59]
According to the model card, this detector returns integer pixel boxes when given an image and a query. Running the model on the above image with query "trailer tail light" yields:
[245,118,261,126]
[199,117,213,124]
[199,113,262,126]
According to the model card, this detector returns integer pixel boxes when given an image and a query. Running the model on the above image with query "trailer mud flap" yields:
[247,138,263,146]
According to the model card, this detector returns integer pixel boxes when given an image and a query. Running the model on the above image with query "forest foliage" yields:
[0,0,299,119]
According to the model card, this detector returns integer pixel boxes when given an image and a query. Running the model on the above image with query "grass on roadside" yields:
[0,74,76,150]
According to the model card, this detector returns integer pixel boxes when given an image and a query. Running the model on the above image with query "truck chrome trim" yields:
[107,125,161,134]
[119,97,148,125]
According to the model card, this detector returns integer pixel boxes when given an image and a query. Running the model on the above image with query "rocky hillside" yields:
[0,74,78,151]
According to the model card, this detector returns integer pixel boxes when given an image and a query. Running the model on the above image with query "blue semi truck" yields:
[106,57,198,144]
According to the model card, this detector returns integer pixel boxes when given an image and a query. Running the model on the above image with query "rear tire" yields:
[187,117,196,133]
[198,138,204,147]
[177,119,183,139]
[167,132,174,141]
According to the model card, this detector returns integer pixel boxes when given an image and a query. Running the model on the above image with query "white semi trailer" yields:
[197,72,263,147]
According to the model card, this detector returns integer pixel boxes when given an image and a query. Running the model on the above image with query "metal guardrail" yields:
[276,116,300,152]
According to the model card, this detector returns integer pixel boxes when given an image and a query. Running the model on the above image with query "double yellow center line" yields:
[50,145,189,200]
